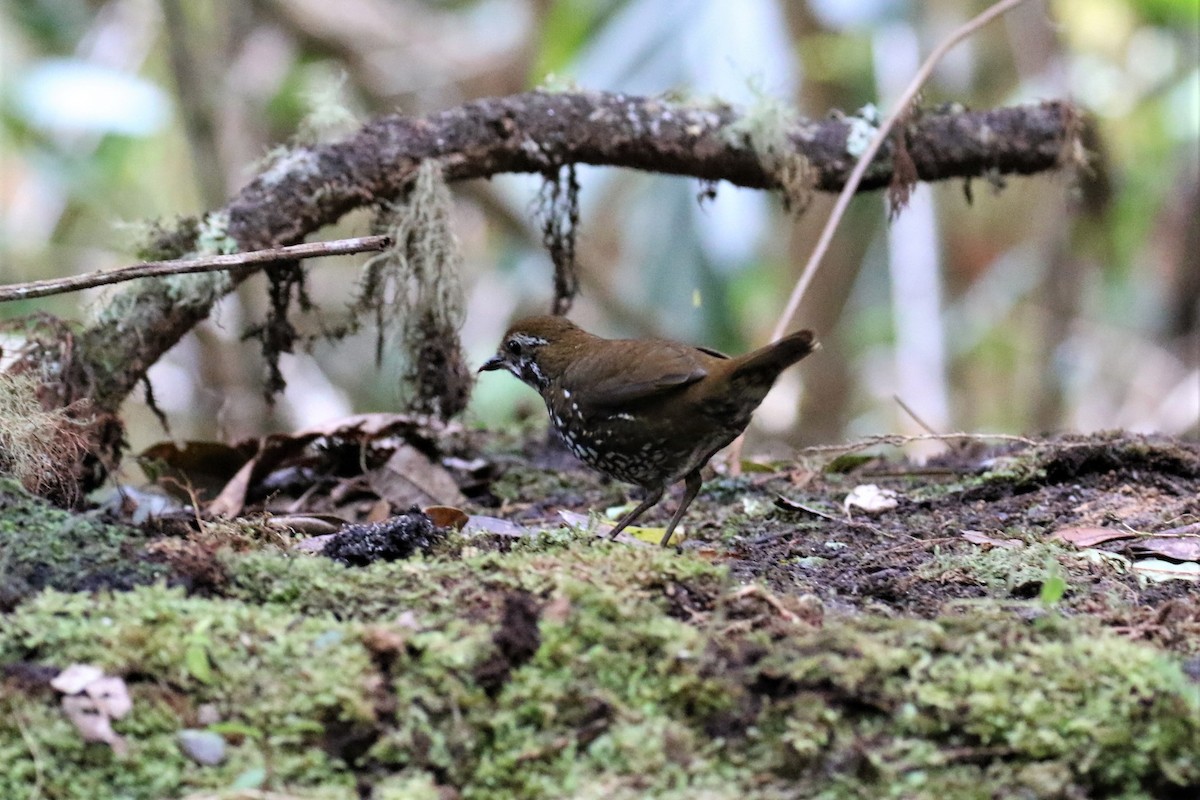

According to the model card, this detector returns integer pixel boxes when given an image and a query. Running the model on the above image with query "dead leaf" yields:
[774,495,842,522]
[265,514,347,535]
[1050,526,1136,547]
[1132,536,1200,562]
[961,530,1024,549]
[367,446,466,508]
[1132,558,1200,583]
[138,440,254,500]
[1156,521,1200,537]
[207,413,452,518]
[425,505,470,530]
[294,533,337,553]
[365,498,392,523]
[558,510,595,529]
[51,663,103,695]
[208,457,257,518]
[462,515,528,537]
[62,695,128,755]
[843,484,899,516]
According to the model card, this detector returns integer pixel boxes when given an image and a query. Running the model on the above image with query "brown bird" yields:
[479,316,818,547]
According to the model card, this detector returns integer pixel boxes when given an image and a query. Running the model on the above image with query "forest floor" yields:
[1,428,1198,799]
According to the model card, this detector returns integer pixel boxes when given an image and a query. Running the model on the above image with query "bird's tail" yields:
[731,329,818,383]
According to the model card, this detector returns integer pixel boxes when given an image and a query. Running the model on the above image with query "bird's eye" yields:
[505,339,522,356]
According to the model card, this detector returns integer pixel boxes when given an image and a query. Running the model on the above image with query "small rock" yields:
[177,729,226,765]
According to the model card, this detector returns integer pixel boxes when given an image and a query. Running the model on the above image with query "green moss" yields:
[223,538,726,624]
[723,614,1197,799]
[918,535,1084,594]
[0,585,372,797]
[487,460,588,506]
[0,480,168,605]
[195,210,238,256]
[1,541,1195,799]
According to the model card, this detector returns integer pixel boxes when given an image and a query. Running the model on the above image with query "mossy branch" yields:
[55,90,1076,413]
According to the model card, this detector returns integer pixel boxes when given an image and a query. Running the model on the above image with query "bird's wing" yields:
[563,339,722,409]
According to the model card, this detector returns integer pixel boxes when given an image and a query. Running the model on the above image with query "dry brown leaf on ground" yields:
[264,514,348,535]
[1132,535,1200,562]
[51,664,132,755]
[205,413,458,517]
[367,446,465,508]
[138,440,255,502]
[1132,559,1200,583]
[462,514,529,537]
[1050,526,1138,547]
[424,505,469,530]
[960,530,1024,549]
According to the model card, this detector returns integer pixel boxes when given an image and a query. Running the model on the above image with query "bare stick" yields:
[0,235,392,303]
[770,0,1035,342]
[727,0,1035,472]
[797,432,1040,456]
[893,394,942,436]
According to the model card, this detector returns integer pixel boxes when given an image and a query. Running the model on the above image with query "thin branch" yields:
[0,235,392,302]
[770,0,1036,341]
[724,0,1038,473]
[796,432,1041,457]
[53,89,1072,413]
[893,394,942,436]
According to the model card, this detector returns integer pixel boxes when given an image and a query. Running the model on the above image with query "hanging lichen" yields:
[357,161,471,419]
[723,92,815,214]
[0,372,90,505]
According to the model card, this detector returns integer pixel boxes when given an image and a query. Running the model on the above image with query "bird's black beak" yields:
[478,354,505,373]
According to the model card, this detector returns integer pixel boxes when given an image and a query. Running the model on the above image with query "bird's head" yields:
[478,315,585,390]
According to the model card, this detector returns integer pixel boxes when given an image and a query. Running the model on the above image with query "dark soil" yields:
[485,430,1200,652]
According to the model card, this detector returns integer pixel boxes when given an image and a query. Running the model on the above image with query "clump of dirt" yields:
[718,433,1200,651]
[475,431,1199,652]
[321,508,446,565]
[473,591,542,696]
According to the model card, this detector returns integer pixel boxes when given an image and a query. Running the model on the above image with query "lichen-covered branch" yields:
[68,90,1077,412]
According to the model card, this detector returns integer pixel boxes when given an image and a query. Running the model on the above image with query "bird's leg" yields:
[659,470,703,548]
[607,487,664,540]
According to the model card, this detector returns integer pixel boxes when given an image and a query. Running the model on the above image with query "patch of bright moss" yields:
[0,585,373,798]
[745,613,1199,797]
[1,543,1196,799]
[0,480,167,606]
[223,533,726,624]
[918,535,1077,594]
